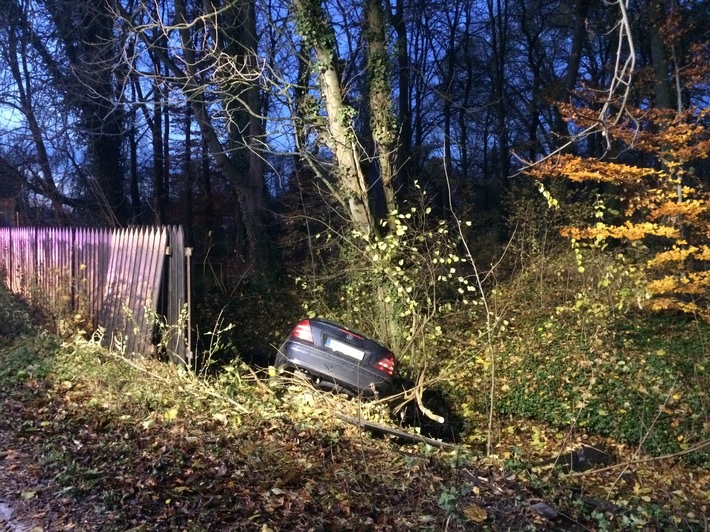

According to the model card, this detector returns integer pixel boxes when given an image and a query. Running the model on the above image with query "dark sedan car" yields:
[275,318,396,395]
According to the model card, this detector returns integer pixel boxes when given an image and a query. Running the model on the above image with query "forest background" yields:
[1,1,710,525]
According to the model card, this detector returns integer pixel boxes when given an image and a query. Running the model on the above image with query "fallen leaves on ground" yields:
[0,340,568,531]
[0,335,707,530]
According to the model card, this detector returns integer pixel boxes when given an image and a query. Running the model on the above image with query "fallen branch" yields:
[106,350,250,414]
[334,412,458,450]
[567,438,710,478]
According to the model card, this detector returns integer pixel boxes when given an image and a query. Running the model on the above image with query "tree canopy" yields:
[0,0,708,288]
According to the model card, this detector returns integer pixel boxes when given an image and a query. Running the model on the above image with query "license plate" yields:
[325,337,365,361]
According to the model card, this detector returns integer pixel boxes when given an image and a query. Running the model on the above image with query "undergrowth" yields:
[476,244,710,465]
[1,279,708,529]
[495,313,709,459]
[0,297,532,530]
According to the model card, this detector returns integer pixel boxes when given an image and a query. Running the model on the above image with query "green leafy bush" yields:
[0,283,33,337]
[293,192,481,377]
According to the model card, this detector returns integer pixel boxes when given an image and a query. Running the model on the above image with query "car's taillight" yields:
[374,353,395,375]
[292,320,314,343]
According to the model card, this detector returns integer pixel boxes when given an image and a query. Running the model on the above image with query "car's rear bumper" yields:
[276,340,393,395]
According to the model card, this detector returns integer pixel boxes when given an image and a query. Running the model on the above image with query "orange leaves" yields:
[528,154,655,184]
[627,120,710,161]
[649,200,708,221]
[533,105,710,322]
[685,43,710,88]
[648,275,698,296]
[694,246,710,261]
[561,222,680,242]
[604,107,710,160]
[647,246,698,268]
[649,297,707,318]
[646,245,710,268]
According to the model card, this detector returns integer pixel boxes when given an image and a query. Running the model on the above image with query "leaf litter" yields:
[0,336,707,531]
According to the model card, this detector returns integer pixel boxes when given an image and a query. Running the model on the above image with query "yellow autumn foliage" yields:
[695,246,710,261]
[647,246,698,267]
[528,154,656,184]
[562,222,680,241]
[649,200,707,221]
[533,106,710,322]
[648,274,709,296]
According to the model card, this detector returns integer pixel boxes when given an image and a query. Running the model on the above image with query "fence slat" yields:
[0,228,10,286]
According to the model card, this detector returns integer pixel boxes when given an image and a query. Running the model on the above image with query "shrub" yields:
[292,188,482,378]
[0,283,33,338]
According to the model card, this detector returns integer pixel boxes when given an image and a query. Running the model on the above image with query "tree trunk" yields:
[294,0,374,236]
[129,112,141,222]
[153,77,166,224]
[170,0,270,268]
[163,82,171,211]
[5,12,66,224]
[648,1,673,110]
[46,0,126,225]
[487,0,510,182]
[391,0,412,187]
[365,0,398,218]
[184,102,194,243]
[553,0,591,142]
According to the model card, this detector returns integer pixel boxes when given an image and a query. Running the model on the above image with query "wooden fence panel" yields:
[164,226,187,364]
[0,226,190,363]
[74,228,112,329]
[146,228,168,354]
[99,229,121,349]
[37,228,73,316]
[99,227,167,356]
[7,228,37,299]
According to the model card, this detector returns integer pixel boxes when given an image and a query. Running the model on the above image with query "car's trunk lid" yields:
[291,318,395,375]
